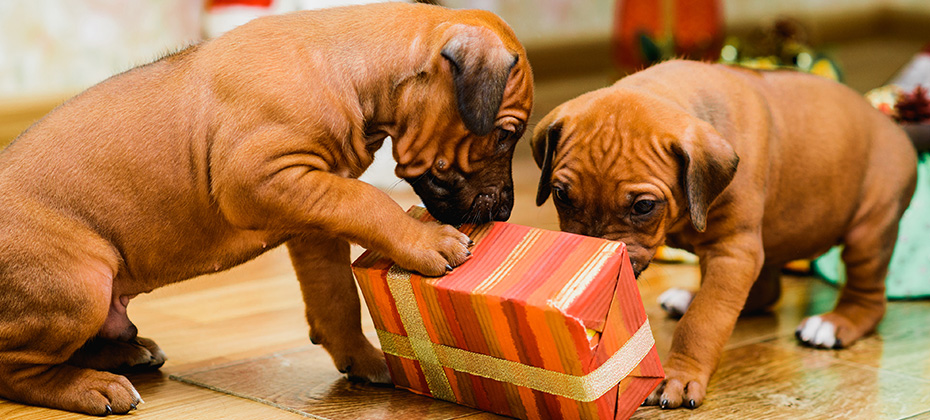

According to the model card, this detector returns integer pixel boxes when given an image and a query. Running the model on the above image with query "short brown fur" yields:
[533,60,916,409]
[0,3,533,415]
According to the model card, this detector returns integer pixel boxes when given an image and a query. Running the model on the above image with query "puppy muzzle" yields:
[406,172,513,225]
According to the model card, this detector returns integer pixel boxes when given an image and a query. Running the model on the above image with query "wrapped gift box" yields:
[352,207,663,419]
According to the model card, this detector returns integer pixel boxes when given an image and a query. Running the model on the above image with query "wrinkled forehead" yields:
[554,93,682,188]
[497,57,534,119]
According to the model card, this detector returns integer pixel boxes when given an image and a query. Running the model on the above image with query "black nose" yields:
[469,193,511,223]
[494,204,511,221]
[630,260,650,279]
[472,193,496,219]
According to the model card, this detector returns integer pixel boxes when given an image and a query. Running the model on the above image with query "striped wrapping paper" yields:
[352,207,664,420]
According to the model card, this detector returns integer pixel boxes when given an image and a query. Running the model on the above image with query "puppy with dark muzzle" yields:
[533,60,916,410]
[0,3,532,415]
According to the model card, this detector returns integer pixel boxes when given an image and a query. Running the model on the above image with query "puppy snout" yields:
[494,202,512,221]
[493,188,512,221]
[473,193,495,215]
[471,190,512,223]
[626,249,655,279]
[630,260,649,279]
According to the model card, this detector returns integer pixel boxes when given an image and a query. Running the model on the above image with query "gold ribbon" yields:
[382,264,655,403]
[385,265,456,401]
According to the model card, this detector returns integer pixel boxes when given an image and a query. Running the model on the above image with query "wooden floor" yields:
[2,37,929,420]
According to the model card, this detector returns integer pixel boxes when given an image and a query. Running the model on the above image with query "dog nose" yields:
[494,204,511,221]
[472,191,513,223]
[474,193,495,213]
[492,188,512,221]
[471,193,499,223]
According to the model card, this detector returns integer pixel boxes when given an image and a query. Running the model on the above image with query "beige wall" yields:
[0,1,201,99]
[3,0,929,148]
[445,0,930,47]
[3,0,929,100]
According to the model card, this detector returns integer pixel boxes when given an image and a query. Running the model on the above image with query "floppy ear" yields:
[671,123,739,232]
[441,25,518,136]
[532,121,562,206]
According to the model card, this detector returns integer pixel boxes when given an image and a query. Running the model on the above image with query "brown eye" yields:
[496,128,515,143]
[632,199,656,215]
[552,186,571,205]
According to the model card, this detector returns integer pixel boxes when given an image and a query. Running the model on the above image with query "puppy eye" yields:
[496,128,515,143]
[552,186,571,205]
[632,199,655,215]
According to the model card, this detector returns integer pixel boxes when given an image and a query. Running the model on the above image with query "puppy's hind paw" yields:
[658,288,694,318]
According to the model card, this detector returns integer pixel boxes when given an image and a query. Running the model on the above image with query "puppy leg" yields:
[213,128,472,277]
[286,234,390,384]
[68,336,167,374]
[796,212,899,349]
[645,235,764,409]
[68,288,167,373]
[741,266,782,315]
[0,364,142,415]
[659,265,780,320]
[0,261,141,414]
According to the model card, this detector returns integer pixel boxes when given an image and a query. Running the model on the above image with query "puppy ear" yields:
[533,121,562,206]
[672,124,739,232]
[441,25,518,136]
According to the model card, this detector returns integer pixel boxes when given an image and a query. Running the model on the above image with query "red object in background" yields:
[897,85,930,124]
[207,0,273,8]
[611,0,723,71]
[611,0,663,71]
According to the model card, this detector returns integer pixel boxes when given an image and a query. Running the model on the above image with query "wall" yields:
[2,0,929,150]
[444,0,930,46]
[3,0,929,100]
[0,1,201,98]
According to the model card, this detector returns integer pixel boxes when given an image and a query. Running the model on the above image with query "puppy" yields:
[0,3,533,415]
[532,60,915,409]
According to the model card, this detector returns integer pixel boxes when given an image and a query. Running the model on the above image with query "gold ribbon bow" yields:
[381,265,655,403]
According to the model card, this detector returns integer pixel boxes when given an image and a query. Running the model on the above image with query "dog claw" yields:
[104,404,112,416]
[130,403,137,411]
[445,265,453,272]
[660,399,668,409]
[688,399,697,409]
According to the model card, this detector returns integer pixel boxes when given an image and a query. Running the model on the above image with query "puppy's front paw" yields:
[643,374,706,409]
[796,315,845,349]
[393,223,471,277]
[331,340,391,385]
[658,288,694,318]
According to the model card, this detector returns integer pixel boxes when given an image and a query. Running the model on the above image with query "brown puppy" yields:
[533,60,915,409]
[0,3,533,415]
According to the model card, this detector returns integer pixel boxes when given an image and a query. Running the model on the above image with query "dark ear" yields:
[672,124,739,232]
[532,122,562,206]
[441,25,518,136]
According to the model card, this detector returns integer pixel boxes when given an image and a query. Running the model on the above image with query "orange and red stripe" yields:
[353,207,663,419]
